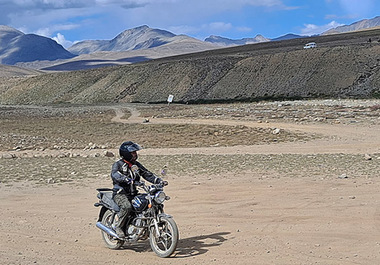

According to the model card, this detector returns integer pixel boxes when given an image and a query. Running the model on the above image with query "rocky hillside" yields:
[1,29,379,105]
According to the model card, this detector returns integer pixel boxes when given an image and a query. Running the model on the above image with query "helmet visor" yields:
[126,143,142,152]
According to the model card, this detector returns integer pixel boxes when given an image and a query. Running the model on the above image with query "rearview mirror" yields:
[161,165,168,176]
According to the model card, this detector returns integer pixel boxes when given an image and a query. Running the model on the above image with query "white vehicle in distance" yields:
[304,42,317,49]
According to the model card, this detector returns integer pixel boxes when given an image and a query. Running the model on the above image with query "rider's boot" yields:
[114,215,128,239]
[115,226,125,238]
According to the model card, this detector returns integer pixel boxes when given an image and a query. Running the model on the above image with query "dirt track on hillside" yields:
[1,102,380,265]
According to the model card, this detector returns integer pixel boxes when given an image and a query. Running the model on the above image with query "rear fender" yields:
[97,206,108,222]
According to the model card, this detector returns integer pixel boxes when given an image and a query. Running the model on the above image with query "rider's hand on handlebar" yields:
[160,180,168,186]
[124,177,133,184]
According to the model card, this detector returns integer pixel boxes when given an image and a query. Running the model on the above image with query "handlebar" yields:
[134,180,167,194]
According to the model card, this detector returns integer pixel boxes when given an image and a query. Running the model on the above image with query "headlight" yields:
[154,191,166,204]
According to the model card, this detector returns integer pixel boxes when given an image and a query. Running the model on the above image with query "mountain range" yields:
[68,25,177,55]
[2,28,379,105]
[323,16,380,35]
[204,34,270,46]
[0,16,379,70]
[0,25,75,65]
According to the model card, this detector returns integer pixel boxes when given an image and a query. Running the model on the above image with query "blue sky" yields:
[0,0,378,48]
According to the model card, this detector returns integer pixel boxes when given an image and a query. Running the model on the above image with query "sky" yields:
[0,0,379,48]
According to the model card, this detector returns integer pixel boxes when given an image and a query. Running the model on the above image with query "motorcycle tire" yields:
[100,209,124,249]
[149,216,179,258]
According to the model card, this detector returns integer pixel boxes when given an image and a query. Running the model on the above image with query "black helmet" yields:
[119,141,142,162]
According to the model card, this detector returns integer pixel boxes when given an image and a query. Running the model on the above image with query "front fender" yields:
[158,213,173,220]
[149,213,173,228]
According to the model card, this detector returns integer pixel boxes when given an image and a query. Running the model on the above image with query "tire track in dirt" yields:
[111,106,141,123]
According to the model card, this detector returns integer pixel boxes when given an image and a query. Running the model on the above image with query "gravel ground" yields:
[0,103,316,152]
[1,99,380,185]
[139,99,380,125]
[1,99,380,265]
[1,153,379,185]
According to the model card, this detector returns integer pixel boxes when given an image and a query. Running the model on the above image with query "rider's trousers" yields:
[113,193,132,228]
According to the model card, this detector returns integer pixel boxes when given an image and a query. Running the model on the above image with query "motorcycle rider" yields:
[111,141,164,238]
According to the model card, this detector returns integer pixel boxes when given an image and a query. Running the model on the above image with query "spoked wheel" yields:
[149,216,179,258]
[100,210,124,249]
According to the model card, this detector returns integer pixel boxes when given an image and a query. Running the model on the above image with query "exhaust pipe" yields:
[96,222,121,239]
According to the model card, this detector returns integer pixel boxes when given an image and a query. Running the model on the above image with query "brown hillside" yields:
[1,29,379,105]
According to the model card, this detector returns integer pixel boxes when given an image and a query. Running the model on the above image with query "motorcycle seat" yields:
[97,190,120,212]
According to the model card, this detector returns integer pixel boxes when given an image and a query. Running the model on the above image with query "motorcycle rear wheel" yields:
[149,216,179,258]
[101,210,124,249]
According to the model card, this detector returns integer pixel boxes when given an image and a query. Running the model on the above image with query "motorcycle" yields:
[94,166,178,258]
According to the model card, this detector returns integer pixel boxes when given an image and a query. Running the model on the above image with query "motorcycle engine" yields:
[127,214,146,241]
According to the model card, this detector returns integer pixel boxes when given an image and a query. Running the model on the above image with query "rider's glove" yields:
[160,180,168,186]
[124,177,133,184]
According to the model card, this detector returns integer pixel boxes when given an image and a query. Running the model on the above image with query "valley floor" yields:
[1,99,380,264]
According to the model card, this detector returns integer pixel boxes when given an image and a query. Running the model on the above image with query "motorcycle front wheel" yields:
[149,216,179,258]
[101,209,124,249]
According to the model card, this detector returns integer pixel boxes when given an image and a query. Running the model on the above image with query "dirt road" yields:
[116,105,380,155]
[1,102,380,265]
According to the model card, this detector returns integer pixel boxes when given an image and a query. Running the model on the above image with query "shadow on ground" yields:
[117,231,231,258]
[173,232,231,258]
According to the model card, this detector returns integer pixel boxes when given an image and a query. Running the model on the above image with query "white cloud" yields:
[300,21,344,36]
[11,0,94,9]
[52,33,74,48]
[35,28,52,37]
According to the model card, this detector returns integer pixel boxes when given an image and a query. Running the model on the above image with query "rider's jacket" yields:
[111,159,161,197]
